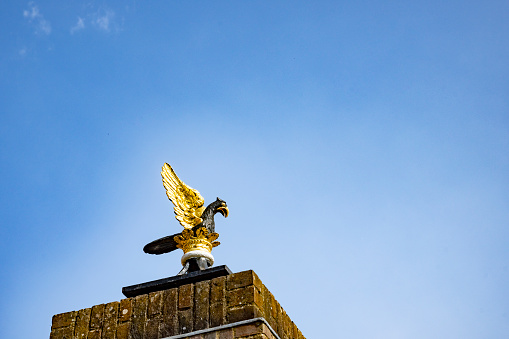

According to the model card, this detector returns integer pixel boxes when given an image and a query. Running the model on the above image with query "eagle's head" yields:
[195,197,228,233]
[213,197,229,218]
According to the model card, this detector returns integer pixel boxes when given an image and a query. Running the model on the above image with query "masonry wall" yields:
[50,270,306,339]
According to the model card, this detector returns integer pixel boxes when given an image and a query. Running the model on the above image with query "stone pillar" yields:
[50,270,306,339]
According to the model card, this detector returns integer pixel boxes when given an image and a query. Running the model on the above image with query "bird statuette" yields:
[143,163,229,275]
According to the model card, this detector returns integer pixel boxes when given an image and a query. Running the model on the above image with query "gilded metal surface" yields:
[216,205,229,218]
[161,163,205,229]
[174,228,220,254]
[145,162,228,267]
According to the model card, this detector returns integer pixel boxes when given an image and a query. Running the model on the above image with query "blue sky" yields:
[1,1,508,338]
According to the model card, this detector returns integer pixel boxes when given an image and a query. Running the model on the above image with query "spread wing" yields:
[143,232,180,254]
[161,163,205,229]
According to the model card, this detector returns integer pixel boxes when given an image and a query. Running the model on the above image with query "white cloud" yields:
[66,6,122,35]
[39,19,51,35]
[19,47,27,57]
[23,2,51,35]
[93,9,115,32]
[70,17,85,34]
[23,4,39,19]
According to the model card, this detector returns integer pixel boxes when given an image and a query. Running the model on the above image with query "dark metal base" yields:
[122,265,232,298]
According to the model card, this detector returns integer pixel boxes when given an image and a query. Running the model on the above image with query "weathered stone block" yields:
[275,302,284,339]
[87,329,101,339]
[227,285,263,310]
[234,320,264,337]
[286,314,293,339]
[73,308,91,339]
[226,270,262,291]
[103,301,119,339]
[218,328,234,339]
[210,276,226,303]
[160,288,178,337]
[293,322,304,339]
[50,326,74,339]
[148,291,163,318]
[194,280,210,330]
[119,299,132,323]
[145,317,160,339]
[261,286,276,333]
[269,293,277,321]
[102,327,116,339]
[162,288,177,315]
[179,283,194,309]
[52,311,76,329]
[90,304,105,330]
[178,308,193,333]
[210,301,226,327]
[159,318,177,338]
[116,322,131,339]
[130,294,148,339]
[281,309,289,339]
[227,305,262,323]
[266,328,278,339]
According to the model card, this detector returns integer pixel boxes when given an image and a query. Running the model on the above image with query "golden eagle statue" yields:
[144,163,229,275]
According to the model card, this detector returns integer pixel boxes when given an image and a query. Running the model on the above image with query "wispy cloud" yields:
[70,17,85,34]
[93,9,116,32]
[23,2,51,35]
[69,8,121,34]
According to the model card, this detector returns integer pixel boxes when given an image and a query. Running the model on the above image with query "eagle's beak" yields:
[217,206,229,218]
